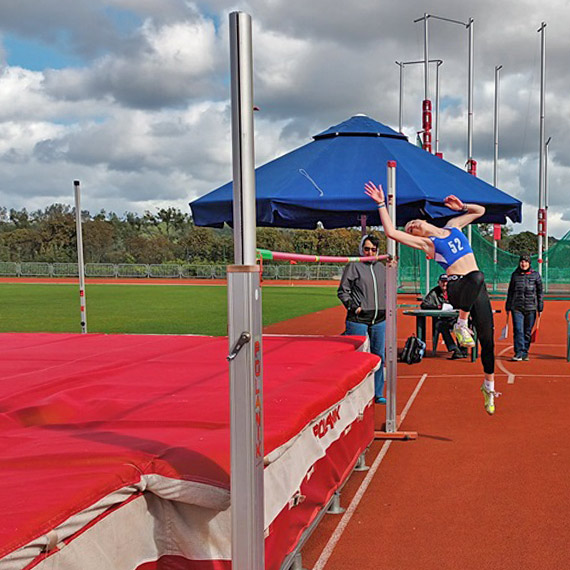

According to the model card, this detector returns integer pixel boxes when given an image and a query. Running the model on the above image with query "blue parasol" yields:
[190,114,522,229]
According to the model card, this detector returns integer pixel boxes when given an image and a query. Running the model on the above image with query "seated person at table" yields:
[421,274,467,360]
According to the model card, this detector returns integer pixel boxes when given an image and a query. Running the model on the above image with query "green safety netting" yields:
[398,227,570,296]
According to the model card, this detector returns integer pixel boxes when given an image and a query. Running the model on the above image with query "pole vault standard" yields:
[396,57,443,296]
[396,59,443,152]
[414,14,475,243]
[493,65,503,292]
[73,180,87,334]
[227,11,264,570]
[537,22,547,278]
[544,136,552,291]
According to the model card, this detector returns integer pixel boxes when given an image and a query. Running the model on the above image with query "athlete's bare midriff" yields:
[446,252,478,276]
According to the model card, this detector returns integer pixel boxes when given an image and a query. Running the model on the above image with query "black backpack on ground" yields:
[400,335,426,365]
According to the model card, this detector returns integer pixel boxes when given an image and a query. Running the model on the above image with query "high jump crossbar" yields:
[257,249,391,264]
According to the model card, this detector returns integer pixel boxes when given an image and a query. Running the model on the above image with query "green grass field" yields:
[0,283,339,336]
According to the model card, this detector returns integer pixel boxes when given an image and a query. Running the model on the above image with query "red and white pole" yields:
[73,180,87,334]
[422,99,433,153]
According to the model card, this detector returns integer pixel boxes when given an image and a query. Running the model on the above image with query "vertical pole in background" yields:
[466,17,475,246]
[397,61,404,133]
[73,180,87,334]
[537,22,547,277]
[385,161,398,433]
[434,60,443,156]
[493,65,503,293]
[228,11,264,570]
[544,136,552,291]
[414,13,434,293]
[360,214,368,238]
[413,14,433,153]
[421,16,433,295]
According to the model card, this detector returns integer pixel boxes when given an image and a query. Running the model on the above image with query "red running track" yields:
[266,296,570,570]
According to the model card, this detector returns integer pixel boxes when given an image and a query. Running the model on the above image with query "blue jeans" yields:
[512,310,536,356]
[345,320,386,399]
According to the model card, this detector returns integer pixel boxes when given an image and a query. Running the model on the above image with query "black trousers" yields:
[434,318,459,351]
[447,271,495,374]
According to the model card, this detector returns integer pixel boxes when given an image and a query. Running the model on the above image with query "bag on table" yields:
[400,335,426,365]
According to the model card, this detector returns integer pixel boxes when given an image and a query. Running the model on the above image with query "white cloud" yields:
[0,0,569,239]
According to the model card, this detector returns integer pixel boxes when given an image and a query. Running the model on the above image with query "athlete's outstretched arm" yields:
[364,181,432,253]
[444,195,485,228]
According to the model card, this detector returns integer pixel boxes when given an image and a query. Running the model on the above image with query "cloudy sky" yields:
[1,0,569,236]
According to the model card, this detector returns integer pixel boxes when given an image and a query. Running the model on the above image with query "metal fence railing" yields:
[2,261,569,295]
[0,262,342,281]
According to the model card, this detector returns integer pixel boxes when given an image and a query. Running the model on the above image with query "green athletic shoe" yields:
[453,323,475,348]
[480,384,499,415]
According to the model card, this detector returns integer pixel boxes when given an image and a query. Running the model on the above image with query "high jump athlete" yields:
[364,181,499,415]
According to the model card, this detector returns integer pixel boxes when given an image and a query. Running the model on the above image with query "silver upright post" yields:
[423,14,430,105]
[467,18,474,170]
[396,61,404,133]
[395,58,442,143]
[493,65,502,288]
[545,136,551,291]
[435,60,442,155]
[466,18,474,246]
[421,19,432,293]
[493,65,502,189]
[385,161,398,433]
[537,22,547,277]
[228,12,264,570]
[73,180,87,334]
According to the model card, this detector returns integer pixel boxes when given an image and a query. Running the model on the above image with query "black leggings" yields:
[447,271,495,374]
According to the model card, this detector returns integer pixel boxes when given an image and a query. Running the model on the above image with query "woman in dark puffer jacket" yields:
[505,253,543,361]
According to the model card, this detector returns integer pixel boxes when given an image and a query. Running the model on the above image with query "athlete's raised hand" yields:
[364,181,386,205]
[444,195,465,211]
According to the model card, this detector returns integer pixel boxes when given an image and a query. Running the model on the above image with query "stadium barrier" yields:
[0,262,344,281]
[1,233,569,297]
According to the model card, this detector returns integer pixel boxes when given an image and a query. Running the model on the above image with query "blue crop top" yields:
[429,227,473,271]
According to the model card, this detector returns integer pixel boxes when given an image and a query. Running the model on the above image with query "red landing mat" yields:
[0,333,379,570]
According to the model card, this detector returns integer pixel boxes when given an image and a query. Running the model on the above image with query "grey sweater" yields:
[337,261,386,325]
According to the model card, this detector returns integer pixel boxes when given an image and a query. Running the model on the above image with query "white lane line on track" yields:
[496,346,516,384]
[312,373,428,570]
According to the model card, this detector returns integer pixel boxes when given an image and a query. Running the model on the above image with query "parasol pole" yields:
[228,11,264,570]
[73,180,87,334]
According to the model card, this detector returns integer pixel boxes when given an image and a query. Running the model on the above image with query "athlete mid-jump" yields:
[365,181,498,415]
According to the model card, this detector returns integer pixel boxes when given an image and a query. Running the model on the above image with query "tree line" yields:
[0,205,548,264]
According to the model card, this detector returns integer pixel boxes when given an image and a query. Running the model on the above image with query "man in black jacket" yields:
[505,253,543,361]
[421,274,466,359]
[337,234,387,404]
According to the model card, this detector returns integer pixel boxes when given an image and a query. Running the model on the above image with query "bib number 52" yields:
[448,238,464,254]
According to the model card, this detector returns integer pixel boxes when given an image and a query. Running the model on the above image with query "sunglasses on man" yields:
[363,246,377,253]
